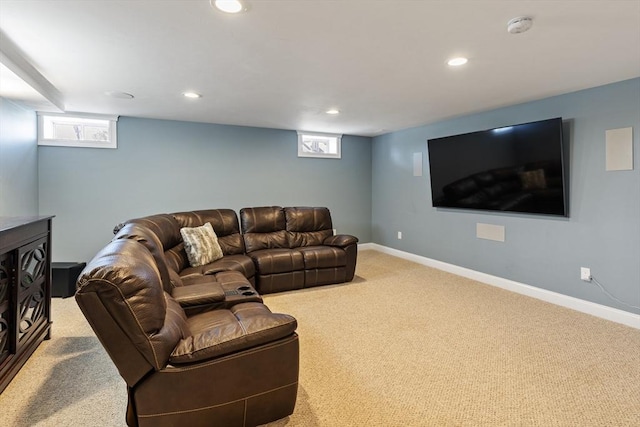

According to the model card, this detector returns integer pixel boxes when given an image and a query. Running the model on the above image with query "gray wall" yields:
[0,98,38,216]
[372,78,640,314]
[38,117,372,262]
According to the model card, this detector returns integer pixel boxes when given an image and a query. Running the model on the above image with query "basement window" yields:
[37,112,118,149]
[297,131,341,159]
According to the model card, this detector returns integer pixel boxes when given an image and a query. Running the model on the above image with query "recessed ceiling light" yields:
[326,109,340,115]
[507,16,533,34]
[212,0,244,13]
[447,57,468,67]
[183,92,202,99]
[104,91,134,99]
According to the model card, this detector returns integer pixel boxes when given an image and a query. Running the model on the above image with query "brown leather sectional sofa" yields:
[75,206,358,426]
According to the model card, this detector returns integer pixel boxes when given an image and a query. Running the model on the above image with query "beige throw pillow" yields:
[180,222,224,267]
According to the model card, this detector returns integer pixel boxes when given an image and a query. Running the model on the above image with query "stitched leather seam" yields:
[237,317,248,335]
[243,398,247,427]
[137,381,298,418]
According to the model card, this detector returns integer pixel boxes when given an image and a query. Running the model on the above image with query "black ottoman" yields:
[52,262,86,298]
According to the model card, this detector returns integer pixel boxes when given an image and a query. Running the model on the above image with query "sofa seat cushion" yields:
[180,254,256,279]
[295,246,347,269]
[170,302,297,364]
[249,249,304,275]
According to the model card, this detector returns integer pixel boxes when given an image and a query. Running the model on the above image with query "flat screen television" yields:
[427,117,568,217]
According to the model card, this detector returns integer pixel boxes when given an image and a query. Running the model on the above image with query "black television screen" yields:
[427,117,567,216]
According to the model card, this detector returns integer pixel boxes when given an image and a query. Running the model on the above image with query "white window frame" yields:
[297,131,342,159]
[37,112,118,149]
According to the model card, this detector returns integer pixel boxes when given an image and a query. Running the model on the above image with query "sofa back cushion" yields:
[285,207,333,247]
[114,223,174,293]
[124,214,183,250]
[173,209,245,255]
[75,239,187,380]
[240,206,289,253]
[117,214,188,274]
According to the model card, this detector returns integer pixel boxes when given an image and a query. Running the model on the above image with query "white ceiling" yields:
[1,0,639,137]
[0,63,50,109]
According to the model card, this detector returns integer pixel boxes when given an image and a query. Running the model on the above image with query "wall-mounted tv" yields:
[427,117,568,217]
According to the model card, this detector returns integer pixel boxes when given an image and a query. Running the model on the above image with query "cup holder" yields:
[242,291,256,296]
[237,286,251,291]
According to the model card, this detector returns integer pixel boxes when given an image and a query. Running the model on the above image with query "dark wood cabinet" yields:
[0,216,54,393]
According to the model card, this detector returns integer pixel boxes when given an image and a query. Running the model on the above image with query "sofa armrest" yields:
[170,302,297,364]
[171,282,225,307]
[323,234,358,248]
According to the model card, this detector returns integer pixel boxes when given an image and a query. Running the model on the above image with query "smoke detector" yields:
[507,16,533,34]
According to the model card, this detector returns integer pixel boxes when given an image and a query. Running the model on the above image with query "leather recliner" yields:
[76,238,300,427]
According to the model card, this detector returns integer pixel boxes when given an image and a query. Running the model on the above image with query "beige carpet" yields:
[1,250,638,426]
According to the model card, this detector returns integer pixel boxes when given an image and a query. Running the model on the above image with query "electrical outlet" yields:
[397,231,402,240]
[333,228,337,235]
[580,267,591,282]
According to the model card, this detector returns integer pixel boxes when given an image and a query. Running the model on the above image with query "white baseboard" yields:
[359,243,640,329]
